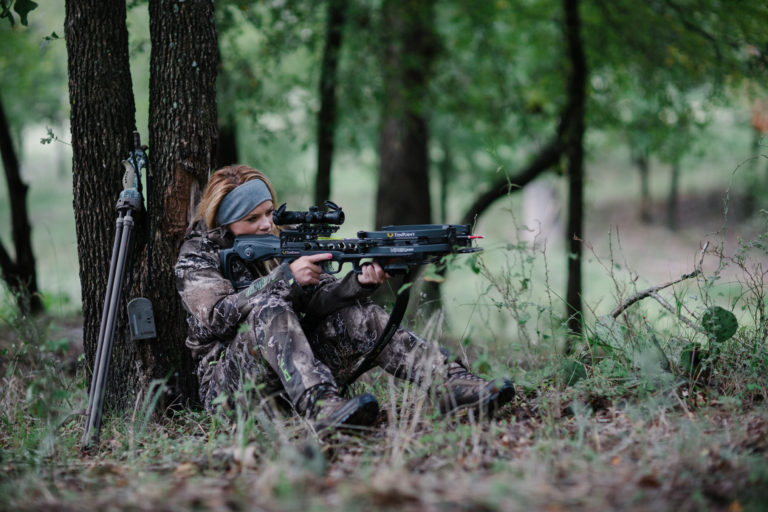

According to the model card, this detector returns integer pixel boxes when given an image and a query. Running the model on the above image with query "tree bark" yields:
[375,0,437,228]
[0,93,42,314]
[145,0,218,405]
[563,0,588,343]
[315,0,348,208]
[65,0,139,409]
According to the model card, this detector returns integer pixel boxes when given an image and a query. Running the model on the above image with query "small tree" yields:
[0,2,67,314]
[0,95,41,314]
[315,0,348,207]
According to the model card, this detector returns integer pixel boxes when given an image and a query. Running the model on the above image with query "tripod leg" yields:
[88,209,136,442]
[82,212,125,449]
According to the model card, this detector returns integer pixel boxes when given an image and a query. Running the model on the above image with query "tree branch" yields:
[460,136,565,226]
[610,241,709,319]
[0,238,14,279]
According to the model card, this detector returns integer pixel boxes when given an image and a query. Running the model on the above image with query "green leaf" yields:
[422,264,445,283]
[679,342,704,373]
[701,306,738,343]
[0,0,14,27]
[466,252,481,274]
[397,282,413,295]
[13,0,37,26]
[44,338,69,353]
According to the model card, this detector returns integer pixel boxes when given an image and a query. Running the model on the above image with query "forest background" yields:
[1,0,768,510]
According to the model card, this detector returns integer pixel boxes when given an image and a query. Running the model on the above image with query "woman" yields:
[175,164,514,432]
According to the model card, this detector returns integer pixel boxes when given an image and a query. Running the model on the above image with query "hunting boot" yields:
[438,361,515,418]
[299,383,379,432]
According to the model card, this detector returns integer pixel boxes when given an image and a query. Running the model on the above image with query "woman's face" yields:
[227,200,275,236]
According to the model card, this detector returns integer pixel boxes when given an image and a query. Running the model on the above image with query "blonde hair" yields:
[196,165,278,232]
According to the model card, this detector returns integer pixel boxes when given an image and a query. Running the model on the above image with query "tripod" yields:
[81,132,150,450]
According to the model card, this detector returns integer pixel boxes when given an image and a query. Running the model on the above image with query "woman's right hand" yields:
[289,253,333,286]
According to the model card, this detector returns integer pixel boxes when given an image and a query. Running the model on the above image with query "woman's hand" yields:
[357,261,391,286]
[289,253,332,286]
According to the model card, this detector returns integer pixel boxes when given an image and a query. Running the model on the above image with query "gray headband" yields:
[217,179,273,226]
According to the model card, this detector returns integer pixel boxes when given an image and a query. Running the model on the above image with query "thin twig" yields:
[610,242,709,318]
[648,292,705,333]
[640,315,672,372]
[673,389,695,420]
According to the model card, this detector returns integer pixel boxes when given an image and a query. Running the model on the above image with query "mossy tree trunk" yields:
[375,0,439,315]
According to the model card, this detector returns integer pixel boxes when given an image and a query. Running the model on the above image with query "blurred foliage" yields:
[2,0,767,204]
[205,0,768,222]
[0,0,37,27]
[0,1,66,147]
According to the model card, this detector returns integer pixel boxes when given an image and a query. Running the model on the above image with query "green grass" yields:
[1,212,768,510]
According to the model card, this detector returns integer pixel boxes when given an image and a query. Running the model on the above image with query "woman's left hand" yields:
[357,261,390,286]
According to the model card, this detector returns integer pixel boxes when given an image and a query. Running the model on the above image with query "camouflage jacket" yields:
[175,220,377,362]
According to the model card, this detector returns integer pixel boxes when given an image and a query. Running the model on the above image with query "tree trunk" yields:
[438,138,452,224]
[375,0,437,229]
[315,0,348,208]
[0,93,42,314]
[633,150,653,223]
[216,113,238,168]
[667,159,680,230]
[145,0,218,405]
[65,0,139,409]
[563,0,587,344]
[374,0,438,316]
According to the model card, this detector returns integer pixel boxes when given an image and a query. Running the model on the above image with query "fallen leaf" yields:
[637,473,661,488]
[173,462,198,478]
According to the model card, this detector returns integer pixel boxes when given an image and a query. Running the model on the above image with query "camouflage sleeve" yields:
[235,262,299,316]
[175,237,293,337]
[300,270,377,318]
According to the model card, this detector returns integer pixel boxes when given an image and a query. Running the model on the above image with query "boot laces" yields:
[446,361,486,384]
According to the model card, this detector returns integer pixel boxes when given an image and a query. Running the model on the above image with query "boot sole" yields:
[316,393,379,432]
[441,379,515,419]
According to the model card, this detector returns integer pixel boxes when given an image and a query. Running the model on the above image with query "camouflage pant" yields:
[197,288,448,413]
